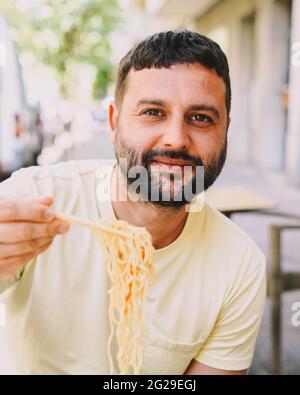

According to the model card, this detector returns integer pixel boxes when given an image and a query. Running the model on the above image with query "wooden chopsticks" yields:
[55,212,133,238]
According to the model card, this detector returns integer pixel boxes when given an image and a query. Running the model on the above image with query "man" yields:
[0,30,266,375]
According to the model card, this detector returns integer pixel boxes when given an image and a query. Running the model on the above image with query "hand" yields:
[0,196,69,280]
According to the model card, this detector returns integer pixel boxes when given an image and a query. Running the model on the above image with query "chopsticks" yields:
[55,212,133,238]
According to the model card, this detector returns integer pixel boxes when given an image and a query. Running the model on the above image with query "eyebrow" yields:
[135,99,168,108]
[135,99,220,119]
[189,105,220,119]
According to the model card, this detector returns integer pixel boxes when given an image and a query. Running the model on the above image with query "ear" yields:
[108,102,119,144]
[227,115,231,132]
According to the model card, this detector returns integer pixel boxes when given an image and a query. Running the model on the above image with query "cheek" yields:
[119,117,161,149]
[191,132,217,153]
[191,132,226,162]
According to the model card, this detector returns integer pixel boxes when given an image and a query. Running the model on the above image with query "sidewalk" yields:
[213,163,300,375]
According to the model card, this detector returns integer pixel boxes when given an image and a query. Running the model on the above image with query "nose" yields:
[160,114,190,151]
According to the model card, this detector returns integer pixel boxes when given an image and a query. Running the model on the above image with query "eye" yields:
[190,114,213,123]
[142,109,163,117]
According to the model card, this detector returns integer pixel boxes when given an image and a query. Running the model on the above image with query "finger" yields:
[0,198,55,223]
[0,221,69,243]
[0,237,53,259]
[0,242,52,279]
[31,196,53,206]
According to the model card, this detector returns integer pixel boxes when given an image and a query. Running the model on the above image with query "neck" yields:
[110,165,189,249]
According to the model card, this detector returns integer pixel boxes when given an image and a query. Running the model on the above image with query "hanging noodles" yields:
[55,213,155,375]
[95,219,155,375]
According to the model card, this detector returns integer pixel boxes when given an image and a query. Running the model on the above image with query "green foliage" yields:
[0,0,120,98]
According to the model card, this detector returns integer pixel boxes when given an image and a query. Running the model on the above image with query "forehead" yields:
[123,63,226,111]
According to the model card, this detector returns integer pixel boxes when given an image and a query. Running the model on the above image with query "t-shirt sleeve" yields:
[0,167,33,198]
[0,168,34,294]
[194,247,267,371]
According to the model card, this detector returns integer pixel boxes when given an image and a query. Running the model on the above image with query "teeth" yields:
[151,163,185,173]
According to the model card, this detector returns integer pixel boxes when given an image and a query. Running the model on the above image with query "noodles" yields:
[55,212,155,374]
[94,220,155,375]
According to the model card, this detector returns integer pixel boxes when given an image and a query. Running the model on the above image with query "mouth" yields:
[150,158,193,167]
[149,157,194,172]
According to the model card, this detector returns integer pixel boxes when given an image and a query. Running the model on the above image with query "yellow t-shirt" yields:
[0,160,266,374]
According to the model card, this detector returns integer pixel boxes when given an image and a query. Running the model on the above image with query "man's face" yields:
[109,63,229,207]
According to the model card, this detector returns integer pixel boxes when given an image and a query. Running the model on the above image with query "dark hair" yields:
[115,30,231,114]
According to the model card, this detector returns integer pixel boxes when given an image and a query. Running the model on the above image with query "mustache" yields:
[141,149,204,167]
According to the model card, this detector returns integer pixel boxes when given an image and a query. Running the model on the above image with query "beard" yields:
[114,128,227,208]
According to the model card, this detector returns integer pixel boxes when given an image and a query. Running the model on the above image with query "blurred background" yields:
[0,0,300,375]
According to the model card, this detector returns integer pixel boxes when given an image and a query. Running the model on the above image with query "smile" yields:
[150,158,194,172]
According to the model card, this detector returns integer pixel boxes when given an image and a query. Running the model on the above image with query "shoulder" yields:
[0,160,116,212]
[2,159,115,192]
[12,159,115,180]
[198,201,266,276]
